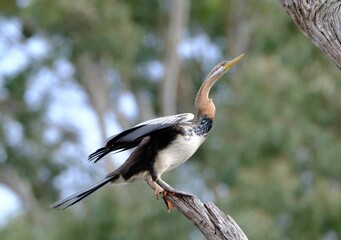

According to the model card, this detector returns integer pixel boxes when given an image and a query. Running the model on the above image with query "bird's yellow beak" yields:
[224,53,245,71]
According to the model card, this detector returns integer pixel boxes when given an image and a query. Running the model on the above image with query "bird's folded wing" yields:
[88,113,194,162]
[118,113,194,142]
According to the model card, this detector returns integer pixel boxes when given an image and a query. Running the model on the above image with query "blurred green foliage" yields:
[0,0,340,239]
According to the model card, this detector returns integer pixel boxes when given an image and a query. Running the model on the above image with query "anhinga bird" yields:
[50,54,244,210]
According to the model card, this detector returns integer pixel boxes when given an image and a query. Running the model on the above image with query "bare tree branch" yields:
[163,194,248,240]
[279,0,341,69]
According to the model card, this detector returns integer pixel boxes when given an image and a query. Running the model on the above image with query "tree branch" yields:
[279,0,341,69]
[164,194,248,240]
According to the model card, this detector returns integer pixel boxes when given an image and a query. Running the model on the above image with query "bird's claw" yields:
[161,189,194,212]
[162,191,174,212]
[153,188,174,211]
[148,179,193,211]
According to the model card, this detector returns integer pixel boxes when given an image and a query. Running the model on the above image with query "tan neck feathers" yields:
[195,75,219,119]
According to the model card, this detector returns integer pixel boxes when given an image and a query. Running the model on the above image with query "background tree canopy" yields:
[0,0,340,239]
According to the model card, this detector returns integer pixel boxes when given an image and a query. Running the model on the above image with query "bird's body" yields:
[110,113,208,184]
[149,115,211,177]
[50,54,244,210]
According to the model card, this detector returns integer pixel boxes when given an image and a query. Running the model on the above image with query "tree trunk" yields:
[226,0,251,57]
[161,0,190,115]
[77,54,114,171]
[279,0,341,69]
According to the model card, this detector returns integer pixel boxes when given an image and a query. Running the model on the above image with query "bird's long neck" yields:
[194,76,218,121]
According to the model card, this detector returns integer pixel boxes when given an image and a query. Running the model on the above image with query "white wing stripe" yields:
[135,113,194,127]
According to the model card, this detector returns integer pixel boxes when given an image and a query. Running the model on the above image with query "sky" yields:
[0,16,223,226]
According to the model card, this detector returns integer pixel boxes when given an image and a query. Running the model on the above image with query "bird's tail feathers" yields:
[50,173,119,210]
[88,146,112,163]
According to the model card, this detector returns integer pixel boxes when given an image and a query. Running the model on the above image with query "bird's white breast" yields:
[154,133,205,176]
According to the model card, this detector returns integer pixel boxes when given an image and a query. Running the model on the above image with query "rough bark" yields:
[279,0,341,69]
[163,194,248,240]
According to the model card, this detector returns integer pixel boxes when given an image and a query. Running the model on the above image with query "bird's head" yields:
[205,53,245,81]
[195,53,245,120]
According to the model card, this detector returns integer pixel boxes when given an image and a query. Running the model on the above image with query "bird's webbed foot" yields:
[156,179,194,212]
[146,178,193,212]
[156,179,193,198]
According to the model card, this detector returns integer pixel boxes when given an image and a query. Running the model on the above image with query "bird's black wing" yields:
[88,113,194,162]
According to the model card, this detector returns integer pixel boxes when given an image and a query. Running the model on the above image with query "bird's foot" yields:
[146,179,173,211]
[147,178,194,212]
[154,186,164,200]
[162,191,174,212]
[156,179,194,198]
[165,189,194,198]
[161,190,193,212]
[146,178,164,200]
[156,179,194,211]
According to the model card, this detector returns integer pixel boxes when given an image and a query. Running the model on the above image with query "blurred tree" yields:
[0,0,340,239]
[0,17,76,223]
